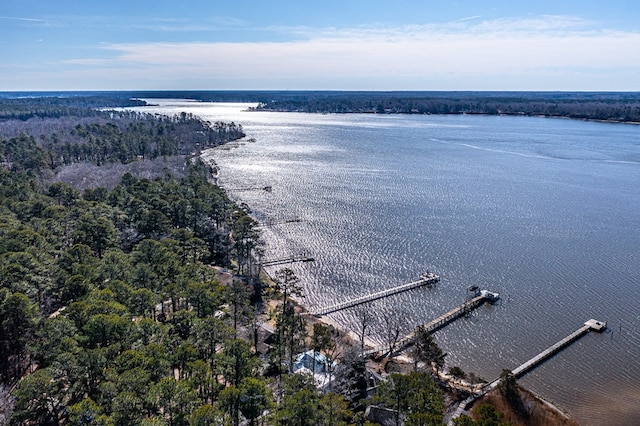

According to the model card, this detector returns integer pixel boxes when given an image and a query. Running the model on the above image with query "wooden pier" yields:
[310,272,440,317]
[512,318,606,378]
[364,289,499,356]
[448,319,607,424]
[261,255,315,267]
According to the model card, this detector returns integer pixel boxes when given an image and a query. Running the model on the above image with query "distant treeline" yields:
[251,92,640,123]
[4,90,639,122]
[0,96,146,121]
[0,96,245,172]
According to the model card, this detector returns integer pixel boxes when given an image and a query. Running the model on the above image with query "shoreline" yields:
[297,293,578,424]
[255,107,640,126]
[261,268,578,426]
[207,135,581,424]
[258,265,578,424]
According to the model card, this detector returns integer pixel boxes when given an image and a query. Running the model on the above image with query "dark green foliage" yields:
[311,322,334,375]
[231,211,261,276]
[374,371,444,426]
[448,366,467,380]
[148,377,198,426]
[0,154,272,424]
[472,404,510,426]
[333,346,368,405]
[10,368,64,425]
[0,96,145,120]
[67,398,105,426]
[411,325,445,372]
[497,369,519,402]
[0,290,39,382]
[73,214,119,258]
[1,134,48,171]
[238,377,272,426]
[317,392,354,426]
[48,182,80,207]
[269,268,306,379]
[276,373,319,426]
[497,369,526,415]
[189,404,224,425]
[219,339,258,387]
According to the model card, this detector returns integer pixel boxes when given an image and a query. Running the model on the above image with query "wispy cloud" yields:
[62,58,115,66]
[456,15,482,22]
[0,16,53,23]
[209,16,249,28]
[125,16,250,32]
[471,15,592,33]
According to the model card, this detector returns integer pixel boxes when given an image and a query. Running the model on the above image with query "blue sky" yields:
[1,0,639,91]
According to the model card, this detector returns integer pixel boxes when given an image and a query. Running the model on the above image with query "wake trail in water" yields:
[429,138,551,160]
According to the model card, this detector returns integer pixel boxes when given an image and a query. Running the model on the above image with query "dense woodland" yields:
[252,92,640,122]
[0,96,245,174]
[0,95,526,425]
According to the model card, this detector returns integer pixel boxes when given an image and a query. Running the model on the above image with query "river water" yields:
[132,100,640,425]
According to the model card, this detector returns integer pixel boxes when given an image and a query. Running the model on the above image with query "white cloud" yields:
[15,15,640,90]
[101,16,640,76]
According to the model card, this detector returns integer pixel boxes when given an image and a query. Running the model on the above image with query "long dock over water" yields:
[365,289,500,356]
[512,318,606,377]
[449,318,607,424]
[310,272,440,317]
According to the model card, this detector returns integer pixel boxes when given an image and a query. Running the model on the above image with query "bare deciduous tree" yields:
[381,312,403,361]
[352,307,376,354]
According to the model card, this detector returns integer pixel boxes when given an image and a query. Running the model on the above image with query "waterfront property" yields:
[159,100,639,424]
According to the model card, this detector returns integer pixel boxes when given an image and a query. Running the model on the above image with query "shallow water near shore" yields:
[132,100,640,425]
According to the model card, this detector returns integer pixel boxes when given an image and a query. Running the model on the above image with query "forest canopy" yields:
[0,96,245,176]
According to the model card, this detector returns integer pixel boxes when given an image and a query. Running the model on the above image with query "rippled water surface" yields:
[134,101,640,425]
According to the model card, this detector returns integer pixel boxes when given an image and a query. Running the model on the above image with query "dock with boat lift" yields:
[310,272,440,317]
[364,288,500,356]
